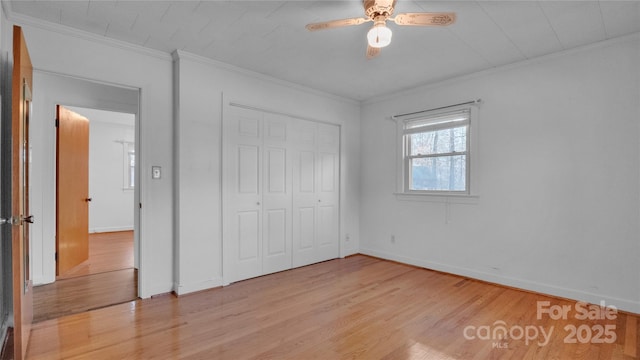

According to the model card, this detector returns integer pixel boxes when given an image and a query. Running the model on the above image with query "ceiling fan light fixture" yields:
[367,23,392,48]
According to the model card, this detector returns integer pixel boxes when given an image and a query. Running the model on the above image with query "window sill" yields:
[394,192,479,204]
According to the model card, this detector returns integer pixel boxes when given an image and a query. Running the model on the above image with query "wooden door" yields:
[56,106,90,275]
[11,25,34,360]
[223,106,263,283]
[262,114,292,275]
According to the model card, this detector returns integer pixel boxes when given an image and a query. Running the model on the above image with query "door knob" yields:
[85,198,92,202]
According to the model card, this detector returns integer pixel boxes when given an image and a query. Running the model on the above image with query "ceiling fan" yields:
[306,0,456,59]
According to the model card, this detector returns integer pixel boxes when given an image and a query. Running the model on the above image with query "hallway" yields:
[33,231,136,322]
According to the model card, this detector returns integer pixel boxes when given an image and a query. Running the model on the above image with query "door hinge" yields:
[55,118,59,127]
[139,203,142,209]
[55,252,57,261]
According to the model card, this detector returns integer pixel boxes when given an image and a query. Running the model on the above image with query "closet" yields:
[222,103,340,284]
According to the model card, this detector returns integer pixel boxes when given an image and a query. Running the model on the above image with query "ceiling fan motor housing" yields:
[364,0,396,19]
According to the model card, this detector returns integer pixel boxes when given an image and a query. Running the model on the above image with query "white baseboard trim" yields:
[174,278,223,296]
[340,249,359,258]
[90,226,134,233]
[33,273,56,286]
[140,282,175,299]
[359,248,640,314]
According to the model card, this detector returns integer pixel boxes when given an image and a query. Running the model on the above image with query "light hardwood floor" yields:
[56,231,134,280]
[32,231,136,322]
[27,255,638,359]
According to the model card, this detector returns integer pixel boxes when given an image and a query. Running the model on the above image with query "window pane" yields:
[128,152,135,188]
[409,126,466,156]
[410,155,466,191]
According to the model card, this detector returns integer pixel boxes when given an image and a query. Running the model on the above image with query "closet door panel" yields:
[238,211,260,260]
[262,114,292,274]
[265,209,286,255]
[223,106,263,283]
[316,124,340,262]
[292,121,318,267]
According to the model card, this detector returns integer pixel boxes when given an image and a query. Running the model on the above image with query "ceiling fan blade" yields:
[306,17,369,31]
[393,12,456,26]
[366,45,380,59]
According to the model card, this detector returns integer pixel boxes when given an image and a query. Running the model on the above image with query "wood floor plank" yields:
[57,231,134,280]
[32,269,137,322]
[33,231,136,322]
[27,255,640,359]
[625,316,638,358]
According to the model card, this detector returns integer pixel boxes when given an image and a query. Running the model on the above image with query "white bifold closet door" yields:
[223,103,339,284]
[291,120,340,267]
[223,106,293,284]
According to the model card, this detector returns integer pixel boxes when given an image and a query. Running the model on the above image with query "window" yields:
[122,142,135,190]
[127,150,135,188]
[401,109,471,194]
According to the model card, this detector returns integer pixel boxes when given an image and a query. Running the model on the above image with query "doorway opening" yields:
[33,106,138,322]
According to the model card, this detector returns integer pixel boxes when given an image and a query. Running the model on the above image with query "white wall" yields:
[360,35,640,313]
[18,18,174,297]
[68,107,135,233]
[173,51,361,294]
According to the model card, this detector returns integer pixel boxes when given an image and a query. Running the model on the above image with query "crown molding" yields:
[365,31,640,105]
[4,5,358,106]
[4,7,172,62]
[174,50,360,106]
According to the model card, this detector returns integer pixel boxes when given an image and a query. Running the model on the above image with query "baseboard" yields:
[359,248,640,314]
[340,248,359,258]
[33,275,54,286]
[90,226,134,233]
[174,278,223,296]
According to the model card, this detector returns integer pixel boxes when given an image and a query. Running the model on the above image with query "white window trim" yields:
[121,141,135,191]
[395,104,479,202]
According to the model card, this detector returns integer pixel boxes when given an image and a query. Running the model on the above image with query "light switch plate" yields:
[152,166,161,179]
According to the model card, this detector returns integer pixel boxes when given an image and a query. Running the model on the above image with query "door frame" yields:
[29,71,142,295]
[53,103,141,286]
[55,105,138,278]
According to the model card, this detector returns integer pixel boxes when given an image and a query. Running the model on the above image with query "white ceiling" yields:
[5,1,640,100]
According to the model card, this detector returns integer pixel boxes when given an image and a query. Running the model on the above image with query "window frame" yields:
[127,150,135,189]
[122,141,135,190]
[396,105,478,199]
